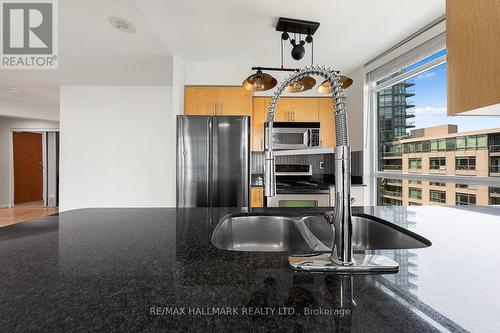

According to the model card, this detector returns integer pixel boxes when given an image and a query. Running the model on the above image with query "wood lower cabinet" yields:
[318,98,336,148]
[251,187,264,208]
[184,86,251,116]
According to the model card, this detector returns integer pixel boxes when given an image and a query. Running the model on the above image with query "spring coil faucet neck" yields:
[263,65,353,265]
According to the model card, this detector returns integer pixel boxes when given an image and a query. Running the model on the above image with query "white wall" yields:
[172,55,185,117]
[0,116,59,207]
[343,66,370,202]
[0,98,59,121]
[344,66,366,152]
[59,86,175,211]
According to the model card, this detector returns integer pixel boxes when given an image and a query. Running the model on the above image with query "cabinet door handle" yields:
[293,111,295,122]
[260,138,263,151]
[213,102,217,115]
[220,102,223,115]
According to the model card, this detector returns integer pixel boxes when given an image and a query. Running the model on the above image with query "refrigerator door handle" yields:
[208,118,213,207]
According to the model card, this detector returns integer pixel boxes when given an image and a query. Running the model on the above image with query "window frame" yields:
[367,39,500,205]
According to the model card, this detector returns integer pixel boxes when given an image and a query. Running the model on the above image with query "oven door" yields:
[273,128,311,150]
[267,194,330,208]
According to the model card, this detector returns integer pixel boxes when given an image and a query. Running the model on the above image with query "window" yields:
[430,190,446,203]
[446,138,456,151]
[456,137,466,150]
[431,139,446,152]
[456,184,476,190]
[371,43,500,207]
[456,157,476,171]
[477,135,487,149]
[409,188,422,200]
[466,136,476,150]
[456,193,476,205]
[429,157,446,170]
[409,158,422,170]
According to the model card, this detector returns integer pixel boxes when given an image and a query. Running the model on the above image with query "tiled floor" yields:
[0,207,58,227]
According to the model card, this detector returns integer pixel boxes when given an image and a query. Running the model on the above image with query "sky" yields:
[406,50,500,133]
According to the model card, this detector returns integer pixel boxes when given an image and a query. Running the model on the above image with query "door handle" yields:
[220,102,223,116]
[260,138,263,151]
[213,102,217,115]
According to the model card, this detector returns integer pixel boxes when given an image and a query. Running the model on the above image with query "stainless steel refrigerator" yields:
[177,116,250,207]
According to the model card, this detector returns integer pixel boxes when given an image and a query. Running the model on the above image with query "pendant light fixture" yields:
[242,17,353,93]
[242,70,277,91]
[318,76,353,93]
[284,76,316,93]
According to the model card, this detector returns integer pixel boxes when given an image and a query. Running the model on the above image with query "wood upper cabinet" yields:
[252,97,269,151]
[218,87,252,116]
[318,98,336,148]
[274,98,292,122]
[291,98,319,122]
[184,87,218,115]
[447,0,500,115]
[184,86,252,116]
[251,187,264,208]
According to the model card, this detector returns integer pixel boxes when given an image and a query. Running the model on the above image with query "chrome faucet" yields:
[266,65,398,273]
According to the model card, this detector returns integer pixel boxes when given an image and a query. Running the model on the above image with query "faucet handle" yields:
[324,211,336,224]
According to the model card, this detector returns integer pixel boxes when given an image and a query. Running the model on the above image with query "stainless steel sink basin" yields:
[211,216,312,253]
[300,215,431,251]
[211,214,431,253]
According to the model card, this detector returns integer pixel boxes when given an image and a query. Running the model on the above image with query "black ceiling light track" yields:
[275,17,320,36]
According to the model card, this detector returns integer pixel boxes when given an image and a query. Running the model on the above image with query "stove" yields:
[267,164,331,207]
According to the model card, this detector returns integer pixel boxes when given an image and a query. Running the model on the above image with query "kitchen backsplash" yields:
[251,151,363,176]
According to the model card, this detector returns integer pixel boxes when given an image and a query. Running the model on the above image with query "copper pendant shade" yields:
[284,76,316,93]
[242,70,278,91]
[318,76,354,93]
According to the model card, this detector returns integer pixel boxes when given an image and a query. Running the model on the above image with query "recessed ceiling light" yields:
[108,16,136,33]
[8,87,24,94]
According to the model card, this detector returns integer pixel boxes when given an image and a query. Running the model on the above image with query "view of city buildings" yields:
[377,80,500,206]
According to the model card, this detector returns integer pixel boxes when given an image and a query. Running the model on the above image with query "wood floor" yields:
[13,200,45,208]
[0,207,58,228]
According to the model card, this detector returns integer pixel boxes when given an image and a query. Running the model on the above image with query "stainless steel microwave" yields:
[265,122,320,150]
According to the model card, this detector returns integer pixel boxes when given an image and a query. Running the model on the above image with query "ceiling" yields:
[0,0,445,121]
[136,0,445,73]
[0,0,172,121]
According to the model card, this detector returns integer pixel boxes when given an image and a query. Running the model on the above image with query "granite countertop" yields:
[1,206,500,332]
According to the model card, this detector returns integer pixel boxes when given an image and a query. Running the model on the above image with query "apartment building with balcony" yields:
[377,82,416,172]
[380,124,500,206]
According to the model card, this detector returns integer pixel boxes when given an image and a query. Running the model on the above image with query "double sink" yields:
[211,213,431,255]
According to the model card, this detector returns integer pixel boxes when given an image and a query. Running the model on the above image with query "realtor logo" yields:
[1,0,58,69]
